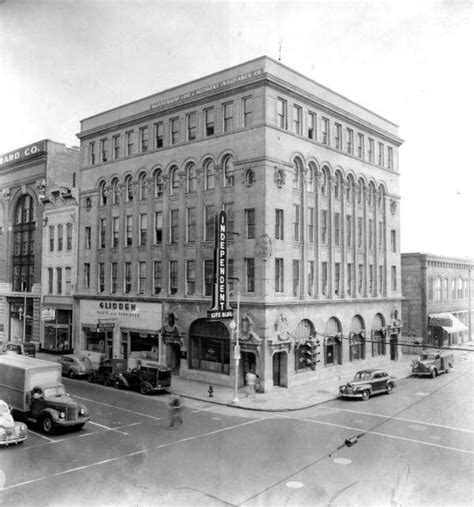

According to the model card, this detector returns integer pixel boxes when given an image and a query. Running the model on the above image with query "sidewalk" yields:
[37,352,416,412]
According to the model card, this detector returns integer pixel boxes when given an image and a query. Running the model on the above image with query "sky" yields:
[0,0,472,258]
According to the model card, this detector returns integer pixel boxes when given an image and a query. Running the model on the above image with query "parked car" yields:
[3,341,36,357]
[88,358,119,386]
[58,355,93,379]
[0,399,28,446]
[412,350,454,378]
[339,369,396,400]
[115,360,172,395]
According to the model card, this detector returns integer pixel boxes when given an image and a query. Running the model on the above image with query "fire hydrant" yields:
[208,384,214,398]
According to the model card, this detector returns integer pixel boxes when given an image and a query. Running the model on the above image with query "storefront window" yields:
[129,332,159,360]
[43,310,72,352]
[189,320,230,375]
[86,329,106,353]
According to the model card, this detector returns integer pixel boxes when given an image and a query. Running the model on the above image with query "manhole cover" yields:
[286,481,304,489]
[334,458,352,465]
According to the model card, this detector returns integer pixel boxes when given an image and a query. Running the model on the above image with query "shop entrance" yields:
[272,352,288,387]
[390,334,398,361]
[241,352,256,384]
[168,343,181,374]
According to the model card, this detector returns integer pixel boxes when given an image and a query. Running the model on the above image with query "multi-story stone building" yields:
[401,253,473,348]
[75,56,403,390]
[0,140,79,349]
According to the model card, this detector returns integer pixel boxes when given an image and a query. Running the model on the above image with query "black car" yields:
[339,369,396,400]
[115,362,171,395]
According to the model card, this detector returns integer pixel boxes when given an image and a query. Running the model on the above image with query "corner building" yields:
[76,57,403,391]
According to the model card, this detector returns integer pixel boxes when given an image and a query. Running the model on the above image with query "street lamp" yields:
[19,280,27,343]
[229,277,241,404]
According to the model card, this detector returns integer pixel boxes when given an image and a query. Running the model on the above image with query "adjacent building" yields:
[75,56,404,390]
[0,140,79,350]
[401,253,473,349]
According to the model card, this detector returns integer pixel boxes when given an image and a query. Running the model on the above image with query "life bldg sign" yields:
[0,140,46,168]
[80,299,162,330]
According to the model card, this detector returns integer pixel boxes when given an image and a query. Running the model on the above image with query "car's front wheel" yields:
[68,369,75,379]
[361,390,370,401]
[431,369,438,378]
[386,383,393,394]
[42,415,54,434]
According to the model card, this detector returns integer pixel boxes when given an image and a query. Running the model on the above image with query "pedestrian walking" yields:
[168,395,183,428]
[245,369,257,398]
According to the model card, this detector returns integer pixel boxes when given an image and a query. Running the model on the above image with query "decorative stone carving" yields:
[274,313,290,341]
[274,167,285,188]
[2,188,10,199]
[243,168,255,187]
[390,199,398,215]
[255,234,272,260]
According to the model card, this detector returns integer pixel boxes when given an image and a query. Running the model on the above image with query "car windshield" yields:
[353,372,371,381]
[421,354,435,360]
[43,386,67,398]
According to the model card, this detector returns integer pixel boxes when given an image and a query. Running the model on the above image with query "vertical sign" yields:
[207,210,233,320]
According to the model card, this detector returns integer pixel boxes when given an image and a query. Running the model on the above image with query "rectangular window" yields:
[65,267,71,296]
[139,214,148,246]
[378,221,384,250]
[187,112,196,141]
[293,105,302,135]
[275,258,284,293]
[347,263,353,296]
[321,210,328,244]
[154,122,164,148]
[307,112,316,140]
[242,96,252,128]
[186,260,196,295]
[379,265,384,294]
[205,205,215,242]
[153,261,162,295]
[49,225,55,252]
[48,268,53,295]
[387,146,393,169]
[368,138,374,163]
[334,263,340,296]
[357,217,363,248]
[357,133,364,159]
[169,261,178,294]
[275,209,284,240]
[111,262,118,294]
[322,262,328,296]
[98,263,104,293]
[391,230,397,253]
[358,264,364,294]
[124,262,132,294]
[346,128,353,154]
[126,215,133,246]
[294,205,300,241]
[85,226,91,250]
[346,215,352,247]
[186,207,196,243]
[335,123,342,150]
[368,219,374,249]
[378,142,384,166]
[292,259,300,296]
[322,117,329,145]
[277,98,287,129]
[369,264,374,295]
[66,223,72,250]
[113,135,120,159]
[126,131,134,156]
[245,258,255,292]
[138,262,147,294]
[112,217,119,248]
[89,142,96,165]
[334,212,340,246]
[307,261,314,296]
[56,267,62,294]
[223,102,233,132]
[170,117,180,145]
[245,208,255,239]
[391,266,397,291]
[170,210,179,243]
[307,208,314,243]
[57,224,63,251]
[204,260,213,296]
[100,139,108,162]
[204,108,214,136]
[140,126,149,153]
[100,218,106,249]
[155,212,163,244]
[224,202,234,235]
[84,263,90,289]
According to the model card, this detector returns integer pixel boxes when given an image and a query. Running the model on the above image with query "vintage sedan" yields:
[58,355,93,379]
[0,399,28,446]
[339,369,396,400]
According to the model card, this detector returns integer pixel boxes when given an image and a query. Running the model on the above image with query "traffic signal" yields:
[304,339,321,370]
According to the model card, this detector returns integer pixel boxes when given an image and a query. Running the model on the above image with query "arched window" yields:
[443,278,449,300]
[334,172,342,200]
[222,155,234,187]
[204,159,215,190]
[357,180,364,205]
[139,172,148,200]
[378,186,385,210]
[320,168,329,196]
[457,278,463,299]
[346,176,354,202]
[293,158,303,189]
[99,181,107,206]
[451,279,456,299]
[186,163,197,193]
[111,178,120,205]
[154,169,163,197]
[295,320,315,371]
[170,166,180,195]
[324,317,342,365]
[124,175,133,202]
[13,194,36,292]
[368,183,376,207]
[307,162,316,192]
[372,313,386,356]
[350,315,365,361]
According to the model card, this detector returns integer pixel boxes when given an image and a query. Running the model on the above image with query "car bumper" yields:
[340,391,363,398]
[55,416,90,427]
[0,433,28,446]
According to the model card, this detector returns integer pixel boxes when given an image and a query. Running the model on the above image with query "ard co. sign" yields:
[207,210,233,321]
[0,141,46,168]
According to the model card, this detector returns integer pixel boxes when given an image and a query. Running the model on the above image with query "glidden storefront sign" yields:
[0,140,46,168]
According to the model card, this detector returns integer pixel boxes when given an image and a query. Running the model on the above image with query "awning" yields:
[429,312,468,334]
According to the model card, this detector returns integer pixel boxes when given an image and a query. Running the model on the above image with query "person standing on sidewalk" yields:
[168,395,183,428]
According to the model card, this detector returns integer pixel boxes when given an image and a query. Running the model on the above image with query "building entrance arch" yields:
[272,351,288,387]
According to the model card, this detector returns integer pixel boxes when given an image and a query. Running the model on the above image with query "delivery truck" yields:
[0,355,90,434]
